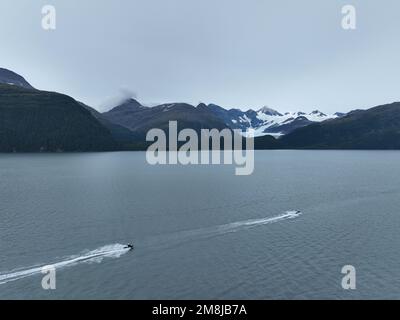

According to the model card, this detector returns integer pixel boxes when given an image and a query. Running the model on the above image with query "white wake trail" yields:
[142,211,303,250]
[0,244,130,285]
[178,210,302,238]
[214,210,302,231]
[0,212,302,284]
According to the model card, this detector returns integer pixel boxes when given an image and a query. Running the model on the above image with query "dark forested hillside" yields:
[0,84,117,152]
[279,102,400,149]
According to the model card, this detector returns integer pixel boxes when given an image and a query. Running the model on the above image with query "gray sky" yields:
[1,0,399,113]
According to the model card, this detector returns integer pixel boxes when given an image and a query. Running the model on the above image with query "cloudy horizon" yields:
[1,0,400,113]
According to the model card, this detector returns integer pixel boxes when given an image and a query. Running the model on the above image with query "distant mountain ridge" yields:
[102,99,229,137]
[202,104,342,137]
[2,66,400,151]
[102,99,343,138]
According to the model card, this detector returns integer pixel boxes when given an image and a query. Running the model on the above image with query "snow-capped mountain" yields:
[204,104,344,137]
[204,104,264,130]
[257,106,283,117]
[101,98,345,139]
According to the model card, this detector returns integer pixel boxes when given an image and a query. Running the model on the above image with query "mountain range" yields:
[99,99,344,139]
[102,100,228,138]
[197,103,343,137]
[1,67,400,151]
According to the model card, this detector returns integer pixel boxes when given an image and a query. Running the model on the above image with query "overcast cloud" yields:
[1,0,399,113]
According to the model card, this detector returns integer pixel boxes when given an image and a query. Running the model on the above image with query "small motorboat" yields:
[124,244,134,251]
[287,210,302,216]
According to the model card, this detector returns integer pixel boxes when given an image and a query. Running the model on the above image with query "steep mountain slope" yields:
[0,68,35,89]
[0,84,117,152]
[81,102,142,146]
[280,102,400,149]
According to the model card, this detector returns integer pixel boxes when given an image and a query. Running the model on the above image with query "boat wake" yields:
[0,244,130,285]
[0,211,302,285]
[212,210,301,232]
[142,211,302,250]
[181,210,302,237]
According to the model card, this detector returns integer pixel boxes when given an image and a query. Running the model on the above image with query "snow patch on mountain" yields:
[245,108,340,137]
[205,104,343,138]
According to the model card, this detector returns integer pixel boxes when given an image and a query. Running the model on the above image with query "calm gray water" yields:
[1,151,400,299]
